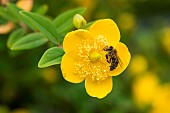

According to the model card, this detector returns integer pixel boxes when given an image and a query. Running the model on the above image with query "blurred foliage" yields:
[1,0,170,113]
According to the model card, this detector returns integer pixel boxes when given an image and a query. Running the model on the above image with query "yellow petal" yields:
[63,29,93,53]
[89,19,120,47]
[85,77,112,99]
[109,42,131,76]
[61,52,85,83]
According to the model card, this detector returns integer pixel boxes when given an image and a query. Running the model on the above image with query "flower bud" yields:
[73,14,86,29]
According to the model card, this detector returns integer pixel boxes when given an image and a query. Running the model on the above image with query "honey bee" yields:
[103,46,123,71]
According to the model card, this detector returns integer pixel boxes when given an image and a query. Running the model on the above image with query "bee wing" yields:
[117,56,123,68]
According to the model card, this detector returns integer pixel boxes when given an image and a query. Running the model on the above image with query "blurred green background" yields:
[1,0,170,113]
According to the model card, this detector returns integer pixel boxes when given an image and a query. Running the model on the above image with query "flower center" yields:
[89,51,101,62]
[73,35,111,82]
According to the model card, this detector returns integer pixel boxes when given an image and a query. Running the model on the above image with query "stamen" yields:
[73,35,110,82]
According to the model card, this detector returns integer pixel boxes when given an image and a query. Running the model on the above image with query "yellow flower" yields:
[61,19,131,98]
[149,83,170,113]
[129,55,148,76]
[118,12,136,32]
[161,27,170,55]
[132,72,159,108]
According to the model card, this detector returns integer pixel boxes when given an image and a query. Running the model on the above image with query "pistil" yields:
[89,51,101,62]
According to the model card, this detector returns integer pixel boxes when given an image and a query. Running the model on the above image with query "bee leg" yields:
[106,54,108,59]
[106,54,111,63]
[103,46,108,51]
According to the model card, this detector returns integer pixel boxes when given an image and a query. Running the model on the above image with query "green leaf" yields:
[0,6,17,22]
[35,4,48,15]
[7,28,26,48]
[7,3,36,30]
[20,11,58,45]
[7,3,23,21]
[11,33,48,50]
[53,7,86,35]
[84,21,96,29]
[38,47,64,68]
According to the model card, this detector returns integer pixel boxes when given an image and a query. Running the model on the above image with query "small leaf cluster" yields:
[0,2,88,68]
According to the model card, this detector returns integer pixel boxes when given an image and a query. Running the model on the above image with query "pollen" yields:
[73,35,111,82]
